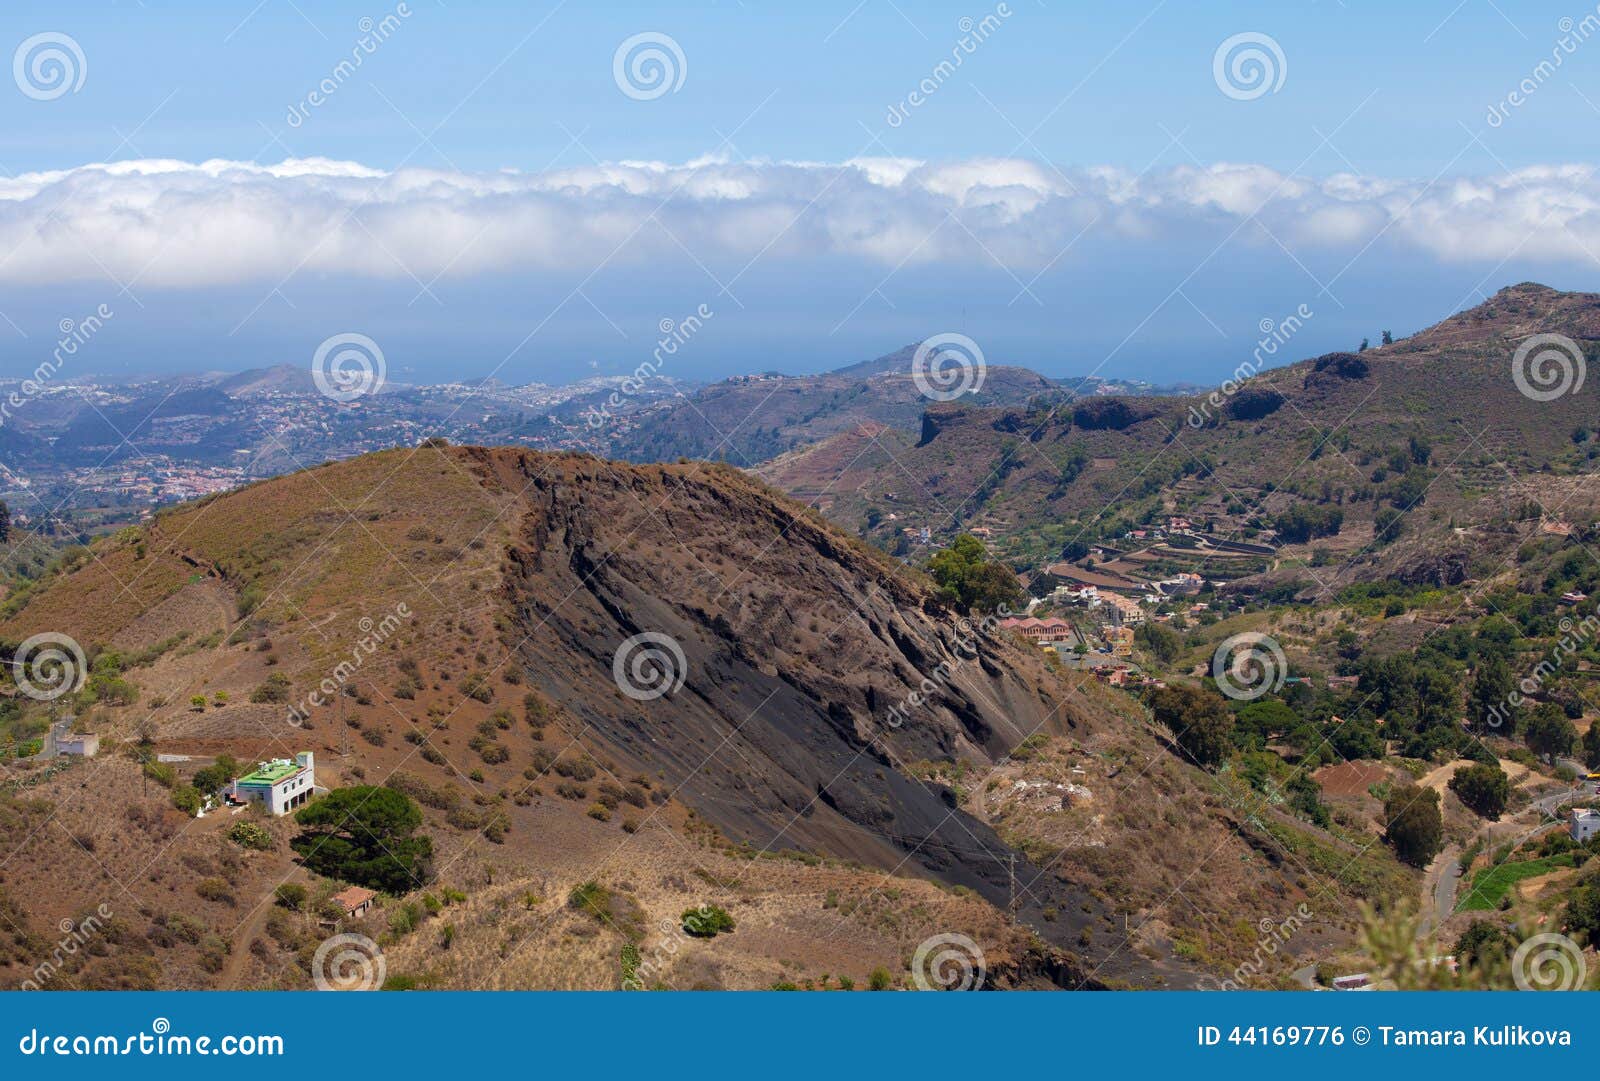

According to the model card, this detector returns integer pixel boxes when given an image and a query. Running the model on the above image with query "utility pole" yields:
[1007,852,1019,917]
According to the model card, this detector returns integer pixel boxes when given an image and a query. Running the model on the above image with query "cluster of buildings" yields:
[996,615,1166,691]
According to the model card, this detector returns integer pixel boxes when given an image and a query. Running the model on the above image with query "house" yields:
[1572,808,1600,844]
[1158,572,1204,596]
[229,752,316,816]
[999,617,1079,646]
[331,886,376,919]
[1103,593,1146,626]
[56,732,98,757]
[1105,625,1136,656]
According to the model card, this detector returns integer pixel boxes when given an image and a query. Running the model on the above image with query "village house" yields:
[332,886,377,919]
[1105,625,1136,656]
[1103,593,1146,626]
[229,752,316,816]
[1572,808,1600,844]
[999,617,1079,646]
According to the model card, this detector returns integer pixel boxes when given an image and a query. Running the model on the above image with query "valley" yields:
[2,284,1599,990]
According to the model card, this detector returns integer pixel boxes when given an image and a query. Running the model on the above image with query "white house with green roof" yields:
[229,752,315,816]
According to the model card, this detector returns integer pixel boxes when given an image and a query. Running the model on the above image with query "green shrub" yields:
[227,821,273,851]
[681,904,735,938]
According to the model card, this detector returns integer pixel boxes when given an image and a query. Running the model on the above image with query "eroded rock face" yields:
[459,447,1184,986]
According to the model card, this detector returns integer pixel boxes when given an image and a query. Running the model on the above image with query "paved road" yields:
[1417,845,1462,940]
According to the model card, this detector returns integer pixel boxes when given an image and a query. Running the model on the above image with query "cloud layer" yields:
[0,156,1594,288]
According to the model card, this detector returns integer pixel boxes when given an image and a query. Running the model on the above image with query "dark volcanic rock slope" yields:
[463,448,1174,984]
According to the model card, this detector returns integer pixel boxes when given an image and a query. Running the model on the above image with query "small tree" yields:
[171,785,202,816]
[925,535,1025,614]
[1383,784,1443,867]
[1134,622,1182,664]
[1583,722,1600,769]
[1147,684,1234,768]
[1448,762,1509,820]
[1524,703,1577,760]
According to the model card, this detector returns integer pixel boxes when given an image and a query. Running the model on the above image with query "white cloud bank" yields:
[0,156,1594,288]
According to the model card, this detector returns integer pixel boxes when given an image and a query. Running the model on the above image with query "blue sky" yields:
[0,0,1596,386]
